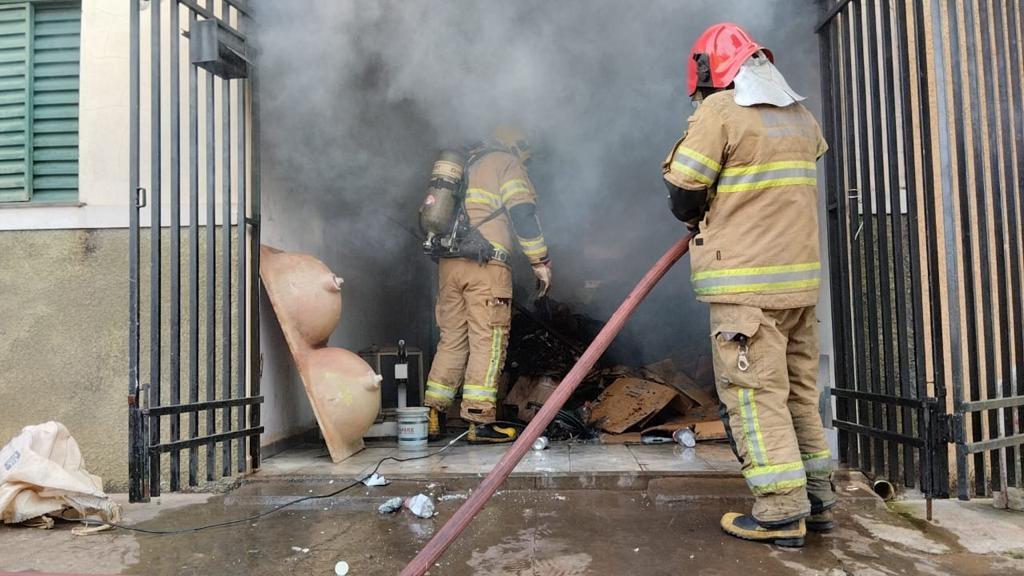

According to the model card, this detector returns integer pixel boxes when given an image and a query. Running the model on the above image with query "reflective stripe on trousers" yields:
[743,461,807,495]
[425,380,457,403]
[802,449,832,478]
[482,326,504,389]
[738,388,767,467]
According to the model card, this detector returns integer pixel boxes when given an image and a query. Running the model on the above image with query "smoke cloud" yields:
[255,1,822,369]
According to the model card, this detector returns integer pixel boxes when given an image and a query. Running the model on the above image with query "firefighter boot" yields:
[806,509,835,533]
[427,407,445,442]
[720,513,806,548]
[468,421,524,444]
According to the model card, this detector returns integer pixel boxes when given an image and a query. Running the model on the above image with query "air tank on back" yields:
[419,150,466,253]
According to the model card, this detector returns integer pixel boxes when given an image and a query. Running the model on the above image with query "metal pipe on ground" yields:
[400,233,695,576]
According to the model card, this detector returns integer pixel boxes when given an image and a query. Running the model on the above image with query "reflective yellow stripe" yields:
[744,461,806,477]
[490,241,509,253]
[427,379,457,392]
[718,176,817,194]
[801,449,831,461]
[426,380,457,400]
[720,161,817,176]
[523,246,548,257]
[695,279,820,296]
[464,384,497,401]
[717,160,817,193]
[518,236,545,247]
[693,262,820,281]
[483,325,504,388]
[500,179,529,193]
[693,262,821,296]
[466,188,501,208]
[738,389,767,466]
[802,450,833,476]
[748,389,767,465]
[677,146,722,172]
[669,161,715,186]
[426,389,454,402]
[743,461,807,494]
[500,179,531,202]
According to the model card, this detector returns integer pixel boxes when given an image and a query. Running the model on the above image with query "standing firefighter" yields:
[662,24,835,547]
[423,125,552,443]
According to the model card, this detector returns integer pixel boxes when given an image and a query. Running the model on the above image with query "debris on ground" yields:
[361,473,389,487]
[334,560,350,575]
[378,494,437,519]
[692,420,727,441]
[404,494,436,519]
[589,378,678,434]
[290,546,310,553]
[377,497,403,515]
[503,375,558,423]
[440,295,724,445]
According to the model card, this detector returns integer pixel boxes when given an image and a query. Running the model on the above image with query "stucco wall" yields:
[0,230,130,489]
[0,228,238,491]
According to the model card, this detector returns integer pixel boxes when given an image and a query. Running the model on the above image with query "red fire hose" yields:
[400,233,695,576]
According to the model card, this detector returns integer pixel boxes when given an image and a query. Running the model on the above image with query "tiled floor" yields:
[258,440,740,479]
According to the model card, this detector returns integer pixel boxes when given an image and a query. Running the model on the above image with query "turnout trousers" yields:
[424,258,512,423]
[711,303,837,525]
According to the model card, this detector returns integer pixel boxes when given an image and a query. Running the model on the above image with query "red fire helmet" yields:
[688,23,773,96]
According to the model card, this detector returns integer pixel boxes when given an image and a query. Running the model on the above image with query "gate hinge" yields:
[934,413,961,444]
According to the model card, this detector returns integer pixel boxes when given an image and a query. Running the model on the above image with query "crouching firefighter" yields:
[661,23,836,547]
[418,125,552,444]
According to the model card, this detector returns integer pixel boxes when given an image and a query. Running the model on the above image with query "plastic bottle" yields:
[673,427,697,448]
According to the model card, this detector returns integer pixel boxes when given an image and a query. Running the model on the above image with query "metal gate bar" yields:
[821,0,1024,499]
[938,0,1024,499]
[1002,0,1024,493]
[895,0,946,494]
[878,0,914,488]
[129,0,261,502]
[818,0,950,497]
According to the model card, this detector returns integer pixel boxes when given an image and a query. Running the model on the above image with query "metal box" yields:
[189,19,248,79]
[359,342,425,438]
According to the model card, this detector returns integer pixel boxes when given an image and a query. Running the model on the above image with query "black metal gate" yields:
[128,0,262,502]
[818,0,1024,501]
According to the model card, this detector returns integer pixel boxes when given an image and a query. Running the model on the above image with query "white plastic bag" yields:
[0,421,121,532]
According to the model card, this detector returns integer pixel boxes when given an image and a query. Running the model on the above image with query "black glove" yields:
[665,181,708,225]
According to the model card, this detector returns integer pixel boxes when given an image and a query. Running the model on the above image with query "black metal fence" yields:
[818,0,1024,500]
[129,0,261,502]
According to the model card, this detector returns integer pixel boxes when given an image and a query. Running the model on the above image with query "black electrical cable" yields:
[62,431,470,536]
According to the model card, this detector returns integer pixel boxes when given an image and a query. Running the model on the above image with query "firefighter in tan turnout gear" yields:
[423,125,551,443]
[662,24,836,547]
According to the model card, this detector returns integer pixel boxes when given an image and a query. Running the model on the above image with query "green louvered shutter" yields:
[31,4,80,203]
[0,3,31,202]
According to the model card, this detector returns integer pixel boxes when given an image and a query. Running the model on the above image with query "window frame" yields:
[0,0,81,205]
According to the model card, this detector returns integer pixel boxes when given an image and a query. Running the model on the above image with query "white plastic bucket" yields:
[397,407,430,450]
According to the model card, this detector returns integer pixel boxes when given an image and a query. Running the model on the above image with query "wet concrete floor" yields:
[3,476,1024,575]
